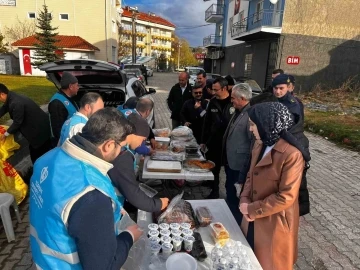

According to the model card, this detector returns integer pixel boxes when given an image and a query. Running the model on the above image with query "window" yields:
[131,80,147,97]
[137,36,144,42]
[228,17,233,34]
[59,13,69,20]
[254,1,264,22]
[28,12,36,19]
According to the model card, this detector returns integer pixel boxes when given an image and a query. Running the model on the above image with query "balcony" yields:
[231,10,283,41]
[203,35,222,48]
[205,4,224,23]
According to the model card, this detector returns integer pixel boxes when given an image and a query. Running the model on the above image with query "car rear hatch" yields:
[40,60,127,107]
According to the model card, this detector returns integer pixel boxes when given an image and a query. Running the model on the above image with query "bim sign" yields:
[287,56,300,65]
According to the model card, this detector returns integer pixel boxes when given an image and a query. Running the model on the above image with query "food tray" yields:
[147,160,182,173]
[183,159,215,173]
[151,151,184,162]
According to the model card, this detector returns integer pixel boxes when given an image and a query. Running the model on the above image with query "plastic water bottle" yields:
[211,244,222,270]
[239,257,251,270]
[228,256,239,270]
[216,250,224,265]
[216,258,228,270]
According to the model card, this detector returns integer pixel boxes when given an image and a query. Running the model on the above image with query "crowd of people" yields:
[0,67,310,269]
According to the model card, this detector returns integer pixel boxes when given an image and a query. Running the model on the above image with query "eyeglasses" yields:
[193,92,202,95]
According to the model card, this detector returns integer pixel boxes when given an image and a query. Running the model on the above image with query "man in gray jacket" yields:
[222,83,252,225]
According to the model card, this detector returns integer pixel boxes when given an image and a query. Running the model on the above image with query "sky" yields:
[123,0,217,47]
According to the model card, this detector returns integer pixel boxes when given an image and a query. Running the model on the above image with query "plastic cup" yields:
[148,230,159,238]
[172,236,183,252]
[160,229,171,237]
[148,223,159,231]
[183,235,195,252]
[161,243,173,257]
[159,223,170,231]
[171,229,182,237]
[161,235,172,245]
[149,236,160,245]
[182,229,193,237]
[150,242,161,255]
[170,223,180,231]
[180,223,191,230]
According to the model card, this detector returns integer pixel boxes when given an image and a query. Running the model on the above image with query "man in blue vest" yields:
[58,92,104,145]
[30,107,143,270]
[48,72,79,147]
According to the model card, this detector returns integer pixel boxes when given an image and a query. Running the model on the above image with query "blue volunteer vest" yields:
[59,113,88,146]
[29,146,122,270]
[50,92,78,119]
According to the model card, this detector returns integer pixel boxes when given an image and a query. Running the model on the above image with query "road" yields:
[0,72,360,269]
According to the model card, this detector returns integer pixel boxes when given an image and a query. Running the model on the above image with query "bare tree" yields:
[4,17,36,44]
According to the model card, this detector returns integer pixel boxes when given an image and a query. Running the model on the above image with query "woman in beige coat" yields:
[239,102,307,270]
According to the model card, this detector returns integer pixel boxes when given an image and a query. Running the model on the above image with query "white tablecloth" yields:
[142,156,214,182]
[135,199,263,270]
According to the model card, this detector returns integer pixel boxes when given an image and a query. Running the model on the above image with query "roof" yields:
[12,35,100,51]
[122,8,175,28]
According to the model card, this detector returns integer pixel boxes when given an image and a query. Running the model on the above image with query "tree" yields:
[31,5,63,68]
[0,32,9,54]
[4,17,36,44]
[171,35,198,68]
[118,27,132,60]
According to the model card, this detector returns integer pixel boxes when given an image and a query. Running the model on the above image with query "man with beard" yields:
[180,83,209,143]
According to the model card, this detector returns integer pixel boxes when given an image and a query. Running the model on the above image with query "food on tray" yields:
[210,222,230,246]
[186,160,215,170]
[154,137,170,150]
[151,152,184,161]
[171,126,193,137]
[195,206,213,227]
[153,128,171,137]
[158,201,197,229]
[171,140,198,153]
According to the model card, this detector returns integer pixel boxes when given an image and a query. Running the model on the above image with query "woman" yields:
[239,102,307,270]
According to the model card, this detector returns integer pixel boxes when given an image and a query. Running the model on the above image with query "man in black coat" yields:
[201,77,234,199]
[140,64,148,85]
[0,83,51,164]
[180,83,208,143]
[167,72,193,129]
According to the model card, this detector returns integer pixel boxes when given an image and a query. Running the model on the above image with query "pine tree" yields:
[32,5,63,68]
[0,32,9,54]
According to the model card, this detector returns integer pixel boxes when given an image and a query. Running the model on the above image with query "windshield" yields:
[54,70,124,85]
[187,68,203,76]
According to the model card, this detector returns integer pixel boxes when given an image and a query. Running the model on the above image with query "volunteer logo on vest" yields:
[125,110,132,116]
[211,109,218,112]
[64,100,69,106]
[40,167,49,184]
[229,107,235,114]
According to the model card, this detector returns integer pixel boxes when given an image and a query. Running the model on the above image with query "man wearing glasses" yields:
[180,83,209,144]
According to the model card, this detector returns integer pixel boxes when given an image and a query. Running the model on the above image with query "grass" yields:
[0,74,56,124]
[304,110,360,151]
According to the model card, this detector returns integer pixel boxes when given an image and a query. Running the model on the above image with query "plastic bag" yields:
[170,140,198,153]
[170,126,193,137]
[0,160,28,204]
[118,212,137,233]
[153,128,171,137]
[0,125,21,161]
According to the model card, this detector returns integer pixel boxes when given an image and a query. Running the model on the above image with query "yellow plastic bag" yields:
[0,125,21,161]
[0,125,28,204]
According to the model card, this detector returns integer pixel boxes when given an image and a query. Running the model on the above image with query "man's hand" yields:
[234,183,243,198]
[149,148,156,156]
[120,208,127,216]
[239,203,249,215]
[194,101,201,109]
[150,138,156,149]
[160,197,170,210]
[200,144,207,153]
[184,122,191,127]
[243,214,255,222]
[126,224,143,243]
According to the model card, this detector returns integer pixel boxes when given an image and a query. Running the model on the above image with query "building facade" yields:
[120,6,175,66]
[0,0,121,62]
[203,0,360,91]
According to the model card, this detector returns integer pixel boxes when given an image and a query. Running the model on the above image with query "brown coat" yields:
[240,138,304,270]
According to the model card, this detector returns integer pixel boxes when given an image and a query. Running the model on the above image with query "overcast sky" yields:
[123,0,217,47]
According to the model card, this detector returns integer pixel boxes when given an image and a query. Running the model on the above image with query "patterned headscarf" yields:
[248,102,294,146]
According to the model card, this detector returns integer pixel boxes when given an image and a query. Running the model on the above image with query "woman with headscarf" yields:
[239,102,307,270]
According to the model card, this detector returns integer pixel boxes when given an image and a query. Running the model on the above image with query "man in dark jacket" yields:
[0,84,51,164]
[201,77,234,199]
[48,71,79,147]
[180,83,208,143]
[264,68,284,93]
[140,64,148,85]
[167,72,193,129]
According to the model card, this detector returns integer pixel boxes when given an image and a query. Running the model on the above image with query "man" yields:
[272,74,311,216]
[30,108,143,269]
[58,92,104,145]
[206,79,214,100]
[0,83,51,164]
[225,75,235,93]
[201,77,233,199]
[264,68,284,93]
[109,112,169,213]
[197,70,212,100]
[180,83,208,143]
[167,72,193,129]
[222,83,252,225]
[140,64,148,85]
[287,75,305,118]
[48,71,79,146]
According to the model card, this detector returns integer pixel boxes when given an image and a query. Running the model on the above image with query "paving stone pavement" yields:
[0,72,359,269]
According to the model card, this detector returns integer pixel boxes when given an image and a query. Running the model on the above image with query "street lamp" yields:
[177,42,182,71]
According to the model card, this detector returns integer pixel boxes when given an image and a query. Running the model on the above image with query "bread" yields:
[186,160,215,170]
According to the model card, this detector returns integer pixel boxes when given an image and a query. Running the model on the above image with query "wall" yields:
[279,34,360,91]
[224,0,246,47]
[0,0,120,62]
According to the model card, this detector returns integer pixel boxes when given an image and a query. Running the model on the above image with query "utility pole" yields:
[129,7,138,64]
[177,42,182,71]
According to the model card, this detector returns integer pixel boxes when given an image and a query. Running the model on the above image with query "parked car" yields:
[146,66,153,77]
[123,68,145,84]
[39,59,156,128]
[206,73,222,80]
[185,67,205,86]
[232,76,262,97]
[123,64,142,70]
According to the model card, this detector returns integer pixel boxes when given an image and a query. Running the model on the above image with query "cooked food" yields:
[196,207,213,227]
[186,160,215,170]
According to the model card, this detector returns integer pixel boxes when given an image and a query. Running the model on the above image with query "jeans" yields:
[225,165,243,226]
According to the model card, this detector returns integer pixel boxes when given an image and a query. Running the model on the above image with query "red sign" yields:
[23,49,32,75]
[195,53,206,60]
[287,56,300,65]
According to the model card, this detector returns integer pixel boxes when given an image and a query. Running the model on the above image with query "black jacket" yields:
[108,151,162,212]
[201,95,233,162]
[48,91,79,143]
[167,83,193,121]
[0,91,51,148]
[180,98,208,143]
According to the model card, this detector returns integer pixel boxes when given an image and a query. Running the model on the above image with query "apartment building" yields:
[120,6,175,66]
[0,0,121,68]
[203,0,360,91]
